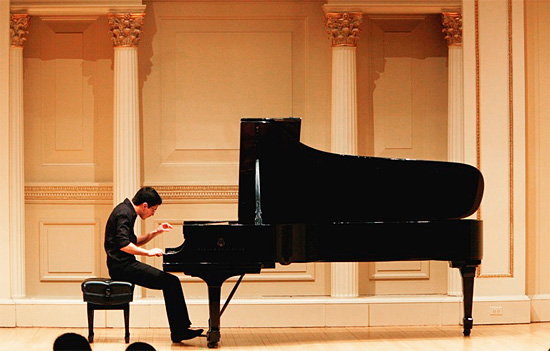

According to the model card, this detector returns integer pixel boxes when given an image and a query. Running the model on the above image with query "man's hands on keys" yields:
[148,222,174,256]
[147,247,165,257]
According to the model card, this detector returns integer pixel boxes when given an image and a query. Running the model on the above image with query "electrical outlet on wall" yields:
[490,306,503,315]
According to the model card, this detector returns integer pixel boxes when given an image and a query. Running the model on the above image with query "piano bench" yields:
[81,278,135,344]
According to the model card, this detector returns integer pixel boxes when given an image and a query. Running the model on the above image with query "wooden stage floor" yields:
[2,323,550,351]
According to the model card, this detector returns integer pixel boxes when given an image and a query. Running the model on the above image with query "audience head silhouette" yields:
[53,332,91,350]
[126,341,157,350]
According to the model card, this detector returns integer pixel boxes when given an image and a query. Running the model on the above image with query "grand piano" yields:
[164,117,484,348]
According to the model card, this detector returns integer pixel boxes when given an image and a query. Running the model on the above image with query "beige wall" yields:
[20,1,452,300]
[1,0,542,328]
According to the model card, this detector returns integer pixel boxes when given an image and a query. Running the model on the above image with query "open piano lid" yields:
[237,117,484,224]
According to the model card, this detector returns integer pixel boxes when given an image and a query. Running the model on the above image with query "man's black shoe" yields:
[171,328,204,342]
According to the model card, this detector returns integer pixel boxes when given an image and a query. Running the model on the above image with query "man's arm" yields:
[120,242,164,257]
[135,222,173,246]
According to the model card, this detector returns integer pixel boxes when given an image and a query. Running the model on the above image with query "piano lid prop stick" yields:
[254,159,263,225]
[220,274,245,317]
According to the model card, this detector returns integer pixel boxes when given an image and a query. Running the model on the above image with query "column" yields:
[442,11,464,296]
[325,12,362,297]
[9,14,30,299]
[109,13,145,298]
[108,13,145,205]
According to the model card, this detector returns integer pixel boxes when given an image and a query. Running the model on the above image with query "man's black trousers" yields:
[108,260,191,334]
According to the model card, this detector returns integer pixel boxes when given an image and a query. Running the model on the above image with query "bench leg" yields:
[124,303,130,343]
[87,303,94,343]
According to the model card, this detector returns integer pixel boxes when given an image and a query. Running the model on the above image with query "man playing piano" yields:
[104,186,203,343]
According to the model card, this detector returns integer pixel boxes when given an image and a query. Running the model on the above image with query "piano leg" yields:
[207,284,222,348]
[181,264,262,348]
[451,262,478,336]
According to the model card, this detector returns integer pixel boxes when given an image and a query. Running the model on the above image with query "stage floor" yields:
[1,323,549,351]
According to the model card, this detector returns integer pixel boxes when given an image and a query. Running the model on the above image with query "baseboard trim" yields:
[0,295,531,328]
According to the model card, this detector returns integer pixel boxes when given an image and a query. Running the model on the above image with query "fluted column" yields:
[109,13,145,298]
[325,12,362,297]
[109,13,144,206]
[443,12,464,296]
[9,13,30,299]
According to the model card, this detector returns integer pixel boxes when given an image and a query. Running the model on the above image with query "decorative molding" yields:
[39,219,100,282]
[322,2,462,16]
[442,12,462,46]
[325,12,363,47]
[108,13,145,47]
[25,184,239,203]
[25,185,113,203]
[153,185,238,202]
[10,14,30,47]
[368,261,430,280]
[476,0,514,278]
[10,1,146,16]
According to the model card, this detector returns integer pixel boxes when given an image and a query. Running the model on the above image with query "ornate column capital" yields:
[442,12,462,46]
[10,14,30,48]
[108,13,145,47]
[325,12,363,47]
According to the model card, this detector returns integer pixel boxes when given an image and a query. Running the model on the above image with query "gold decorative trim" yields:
[10,14,30,47]
[25,184,239,203]
[507,0,515,279]
[325,12,363,47]
[442,12,462,46]
[108,13,145,47]
[25,185,113,202]
[153,185,238,202]
[476,0,514,278]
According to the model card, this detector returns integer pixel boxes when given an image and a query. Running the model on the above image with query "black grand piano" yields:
[164,117,483,348]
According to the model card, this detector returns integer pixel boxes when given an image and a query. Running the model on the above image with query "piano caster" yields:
[463,317,473,336]
[207,329,220,348]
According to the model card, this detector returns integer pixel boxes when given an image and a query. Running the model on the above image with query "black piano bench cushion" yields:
[81,278,134,305]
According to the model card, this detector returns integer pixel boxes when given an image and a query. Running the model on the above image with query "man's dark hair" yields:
[53,332,91,351]
[132,187,163,207]
[126,341,157,351]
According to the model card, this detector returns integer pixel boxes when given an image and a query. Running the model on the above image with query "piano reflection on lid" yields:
[163,117,484,348]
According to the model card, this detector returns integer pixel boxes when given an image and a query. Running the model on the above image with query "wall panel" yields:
[39,219,100,281]
[24,16,113,183]
[142,1,329,185]
[25,202,111,297]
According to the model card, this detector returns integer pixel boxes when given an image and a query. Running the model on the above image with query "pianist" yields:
[104,186,203,342]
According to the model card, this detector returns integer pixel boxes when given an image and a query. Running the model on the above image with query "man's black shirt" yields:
[104,198,138,267]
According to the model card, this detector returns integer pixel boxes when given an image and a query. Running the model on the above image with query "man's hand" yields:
[154,222,173,235]
[146,248,164,257]
[135,223,174,247]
